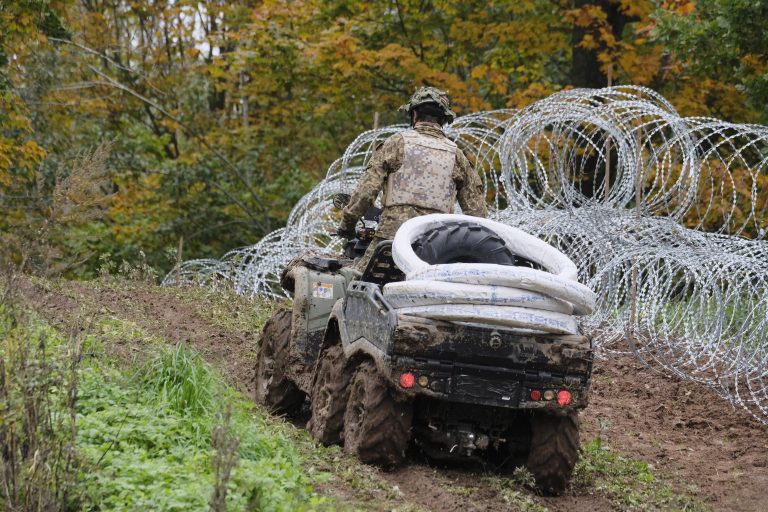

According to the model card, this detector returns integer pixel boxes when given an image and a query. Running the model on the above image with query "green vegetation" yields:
[0,304,79,511]
[0,303,324,511]
[482,441,706,512]
[76,349,321,511]
[574,438,707,511]
[656,0,768,123]
[485,474,547,512]
[159,285,281,337]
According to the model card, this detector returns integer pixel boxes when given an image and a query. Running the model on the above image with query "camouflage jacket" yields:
[339,122,487,240]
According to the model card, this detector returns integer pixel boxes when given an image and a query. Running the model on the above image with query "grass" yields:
[484,475,547,512]
[483,441,707,512]
[573,438,708,511]
[1,302,328,511]
[138,343,219,417]
[158,284,281,337]
[76,344,330,511]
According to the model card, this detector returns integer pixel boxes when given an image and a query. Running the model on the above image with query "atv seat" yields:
[360,241,405,286]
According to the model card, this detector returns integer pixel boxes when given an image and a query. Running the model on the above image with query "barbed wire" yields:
[163,86,768,423]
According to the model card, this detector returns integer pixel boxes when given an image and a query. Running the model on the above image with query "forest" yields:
[2,0,767,277]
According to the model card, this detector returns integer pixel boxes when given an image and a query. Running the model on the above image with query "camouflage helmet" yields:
[399,86,456,124]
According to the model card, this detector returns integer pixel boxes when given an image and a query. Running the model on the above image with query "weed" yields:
[510,466,537,488]
[76,349,321,511]
[484,474,547,512]
[97,316,162,346]
[117,251,158,284]
[574,438,707,511]
[162,285,280,336]
[0,305,81,511]
[448,485,473,496]
[138,343,219,417]
[210,407,240,512]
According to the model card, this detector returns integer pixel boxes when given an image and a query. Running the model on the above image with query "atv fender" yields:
[327,294,394,378]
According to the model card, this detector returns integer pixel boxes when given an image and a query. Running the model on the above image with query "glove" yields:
[336,224,356,239]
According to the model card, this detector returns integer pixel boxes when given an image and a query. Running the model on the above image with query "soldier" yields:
[337,86,488,271]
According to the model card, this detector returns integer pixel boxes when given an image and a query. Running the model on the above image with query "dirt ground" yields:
[378,353,768,512]
[19,278,767,512]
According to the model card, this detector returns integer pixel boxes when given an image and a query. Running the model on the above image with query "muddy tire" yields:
[254,309,304,415]
[342,360,412,466]
[307,345,353,445]
[527,412,579,495]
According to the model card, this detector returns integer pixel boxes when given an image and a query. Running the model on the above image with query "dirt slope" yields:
[20,278,767,511]
[582,354,768,512]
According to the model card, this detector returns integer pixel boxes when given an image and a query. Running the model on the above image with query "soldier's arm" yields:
[455,149,488,218]
[339,134,402,232]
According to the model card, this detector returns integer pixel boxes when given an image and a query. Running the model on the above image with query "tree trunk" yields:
[570,0,634,88]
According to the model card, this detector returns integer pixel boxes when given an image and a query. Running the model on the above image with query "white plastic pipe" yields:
[408,264,595,315]
[396,305,580,335]
[387,214,597,332]
[392,214,579,280]
[383,280,574,314]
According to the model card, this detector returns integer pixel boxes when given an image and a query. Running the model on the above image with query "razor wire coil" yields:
[163,86,768,424]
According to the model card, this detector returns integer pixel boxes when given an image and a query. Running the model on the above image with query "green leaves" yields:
[656,0,768,122]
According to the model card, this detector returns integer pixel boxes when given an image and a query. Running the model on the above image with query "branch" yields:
[49,37,166,98]
[84,64,271,232]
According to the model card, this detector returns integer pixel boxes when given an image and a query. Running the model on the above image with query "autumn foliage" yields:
[0,0,762,276]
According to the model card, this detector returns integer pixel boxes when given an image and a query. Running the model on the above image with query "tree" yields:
[656,0,768,122]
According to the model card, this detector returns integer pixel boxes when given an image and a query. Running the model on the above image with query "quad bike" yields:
[255,198,593,495]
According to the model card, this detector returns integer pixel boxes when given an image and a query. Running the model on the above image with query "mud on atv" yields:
[254,212,592,495]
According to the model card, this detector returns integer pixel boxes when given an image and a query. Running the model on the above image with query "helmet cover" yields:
[398,86,456,124]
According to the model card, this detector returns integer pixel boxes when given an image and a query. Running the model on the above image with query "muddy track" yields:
[374,352,768,512]
[20,279,767,511]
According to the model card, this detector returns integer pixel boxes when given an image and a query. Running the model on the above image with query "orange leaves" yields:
[567,4,608,27]
[662,1,696,16]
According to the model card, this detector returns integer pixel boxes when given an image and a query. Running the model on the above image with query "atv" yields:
[254,199,593,495]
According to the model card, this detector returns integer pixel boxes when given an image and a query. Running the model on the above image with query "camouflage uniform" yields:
[339,121,488,271]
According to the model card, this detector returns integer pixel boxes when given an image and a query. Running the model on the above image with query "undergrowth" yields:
[574,438,707,511]
[0,304,80,511]
[1,302,325,511]
[76,356,322,511]
[161,285,280,337]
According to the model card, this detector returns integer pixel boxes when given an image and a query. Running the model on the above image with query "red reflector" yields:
[530,389,541,401]
[399,372,415,388]
[557,390,572,406]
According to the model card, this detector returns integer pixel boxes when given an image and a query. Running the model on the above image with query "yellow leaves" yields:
[566,5,608,27]
[0,135,46,175]
[0,167,10,187]
[618,46,663,85]
[580,34,600,51]
[110,173,169,244]
[664,0,696,16]
[507,83,560,109]
[620,0,653,18]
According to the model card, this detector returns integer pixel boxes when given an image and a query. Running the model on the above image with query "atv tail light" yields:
[530,389,542,401]
[399,372,415,388]
[417,375,429,387]
[543,390,555,401]
[557,390,572,406]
